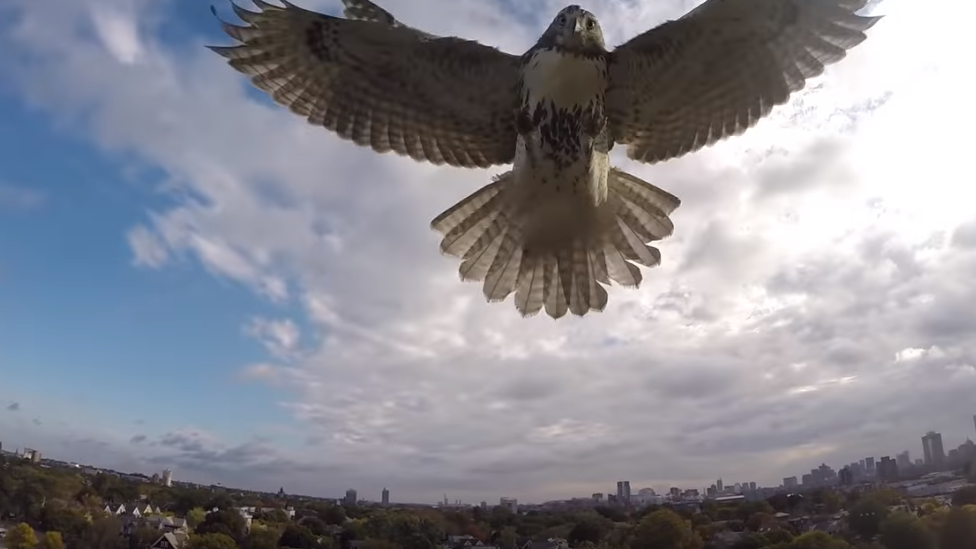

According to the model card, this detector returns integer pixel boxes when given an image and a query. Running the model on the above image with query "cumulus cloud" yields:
[6,402,20,412]
[1,0,975,504]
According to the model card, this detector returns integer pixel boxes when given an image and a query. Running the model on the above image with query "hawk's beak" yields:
[574,18,584,33]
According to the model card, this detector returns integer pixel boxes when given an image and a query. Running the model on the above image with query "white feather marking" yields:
[522,48,604,109]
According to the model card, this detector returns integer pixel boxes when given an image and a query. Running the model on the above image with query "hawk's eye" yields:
[558,15,567,25]
[585,19,596,30]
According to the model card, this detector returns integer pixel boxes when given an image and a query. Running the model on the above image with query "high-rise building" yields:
[783,476,798,489]
[716,478,724,493]
[592,493,603,501]
[878,456,899,482]
[345,489,358,505]
[864,457,876,475]
[500,497,518,513]
[922,431,946,467]
[162,469,173,487]
[616,481,631,503]
[749,481,757,491]
[839,467,854,486]
[896,451,911,468]
[381,488,389,505]
[972,414,976,436]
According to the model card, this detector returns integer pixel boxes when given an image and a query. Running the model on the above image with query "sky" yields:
[0,0,974,505]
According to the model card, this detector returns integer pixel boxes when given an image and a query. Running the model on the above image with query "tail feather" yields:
[431,168,680,319]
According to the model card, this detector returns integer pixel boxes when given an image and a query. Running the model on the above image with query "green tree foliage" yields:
[189,533,240,549]
[279,524,319,549]
[784,531,854,548]
[938,506,976,549]
[41,532,65,549]
[128,525,163,549]
[631,509,703,549]
[187,507,208,529]
[878,511,934,549]
[5,523,38,549]
[568,513,614,546]
[242,527,281,549]
[953,485,976,507]
[196,509,247,541]
[847,497,889,540]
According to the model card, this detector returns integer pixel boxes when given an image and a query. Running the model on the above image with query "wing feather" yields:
[209,1,521,168]
[607,0,881,164]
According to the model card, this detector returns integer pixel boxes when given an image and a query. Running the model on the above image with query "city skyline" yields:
[3,413,974,505]
[1,0,973,505]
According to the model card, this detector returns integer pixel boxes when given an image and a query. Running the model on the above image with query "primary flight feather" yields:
[209,0,880,319]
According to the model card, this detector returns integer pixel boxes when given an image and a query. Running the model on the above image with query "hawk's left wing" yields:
[209,1,521,168]
[606,0,881,164]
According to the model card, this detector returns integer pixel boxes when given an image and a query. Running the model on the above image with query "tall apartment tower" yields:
[922,431,946,467]
[381,487,390,505]
[616,481,632,503]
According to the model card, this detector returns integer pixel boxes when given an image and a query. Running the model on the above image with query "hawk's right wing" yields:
[607,0,881,164]
[209,1,521,168]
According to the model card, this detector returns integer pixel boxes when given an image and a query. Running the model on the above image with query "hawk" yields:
[210,0,880,319]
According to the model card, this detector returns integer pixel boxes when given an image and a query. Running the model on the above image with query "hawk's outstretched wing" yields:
[340,0,437,39]
[209,0,521,168]
[606,0,881,164]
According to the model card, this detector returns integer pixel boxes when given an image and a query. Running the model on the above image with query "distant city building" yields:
[878,456,899,482]
[716,478,724,493]
[162,469,173,487]
[345,489,357,506]
[381,488,389,505]
[864,457,876,475]
[922,431,946,467]
[22,448,41,463]
[591,493,603,501]
[749,481,757,491]
[499,497,518,513]
[839,467,854,486]
[616,481,631,503]
[783,476,798,489]
[896,451,911,468]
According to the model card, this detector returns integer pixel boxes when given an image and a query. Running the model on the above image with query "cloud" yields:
[6,402,20,412]
[0,184,44,211]
[130,434,147,444]
[1,0,975,504]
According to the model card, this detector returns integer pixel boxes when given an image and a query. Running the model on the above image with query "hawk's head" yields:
[541,5,606,54]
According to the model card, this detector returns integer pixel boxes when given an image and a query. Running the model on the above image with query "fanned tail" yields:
[431,168,681,319]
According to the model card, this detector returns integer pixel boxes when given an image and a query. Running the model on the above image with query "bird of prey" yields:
[209,0,880,319]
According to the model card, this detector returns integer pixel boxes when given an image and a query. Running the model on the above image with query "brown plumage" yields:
[209,0,880,319]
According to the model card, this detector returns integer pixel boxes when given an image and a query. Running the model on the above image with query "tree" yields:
[129,526,163,549]
[301,516,329,536]
[318,505,347,526]
[279,524,319,549]
[197,509,248,541]
[5,523,38,549]
[568,514,613,546]
[631,509,703,549]
[189,533,240,549]
[847,498,888,540]
[188,508,208,529]
[41,532,65,549]
[242,528,281,549]
[785,531,854,549]
[75,516,124,549]
[953,485,976,507]
[939,507,976,549]
[878,512,933,549]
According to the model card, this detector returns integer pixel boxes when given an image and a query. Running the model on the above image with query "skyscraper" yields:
[616,481,632,503]
[345,489,358,505]
[381,487,389,505]
[922,431,946,467]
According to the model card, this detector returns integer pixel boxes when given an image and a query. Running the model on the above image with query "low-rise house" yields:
[149,531,189,549]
